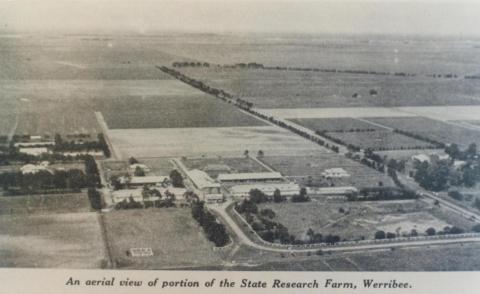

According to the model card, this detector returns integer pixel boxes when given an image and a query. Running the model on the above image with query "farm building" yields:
[185,169,223,202]
[129,163,151,173]
[217,172,284,183]
[129,176,169,186]
[228,182,300,199]
[112,189,160,203]
[314,186,358,195]
[321,168,350,178]
[411,154,431,163]
[20,163,51,174]
[14,141,55,148]
[18,147,50,156]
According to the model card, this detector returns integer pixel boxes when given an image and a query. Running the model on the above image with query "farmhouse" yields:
[129,176,169,186]
[218,172,284,183]
[229,182,301,199]
[321,168,350,178]
[185,169,223,202]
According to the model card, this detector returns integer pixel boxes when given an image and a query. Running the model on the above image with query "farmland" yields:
[258,200,455,242]
[100,95,265,129]
[0,212,105,268]
[289,117,385,132]
[107,126,325,159]
[366,117,480,149]
[139,158,175,176]
[0,193,91,215]
[103,208,223,269]
[326,131,434,150]
[178,67,480,108]
[181,156,270,178]
[259,154,395,187]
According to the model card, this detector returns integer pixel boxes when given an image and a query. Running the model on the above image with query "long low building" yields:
[129,176,169,186]
[308,186,358,196]
[229,182,301,198]
[218,172,284,183]
[185,169,223,202]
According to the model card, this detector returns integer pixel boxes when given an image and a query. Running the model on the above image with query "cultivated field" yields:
[259,107,416,119]
[103,208,223,269]
[326,131,434,150]
[366,117,480,149]
[375,149,447,161]
[259,200,452,241]
[0,193,90,215]
[0,212,105,268]
[108,126,326,159]
[259,154,395,187]
[181,156,270,178]
[100,95,265,129]
[289,117,385,132]
[179,67,480,108]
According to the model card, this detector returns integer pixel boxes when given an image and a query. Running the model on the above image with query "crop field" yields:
[259,154,395,188]
[375,149,447,161]
[289,117,385,132]
[0,36,182,80]
[179,67,480,108]
[326,131,435,150]
[259,200,452,241]
[107,126,325,159]
[103,208,223,269]
[181,156,269,178]
[0,212,105,268]
[366,117,480,149]
[161,34,480,75]
[100,95,265,129]
[0,193,90,215]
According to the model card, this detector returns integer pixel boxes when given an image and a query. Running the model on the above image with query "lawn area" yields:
[140,158,175,176]
[258,200,451,241]
[0,212,106,268]
[366,117,480,149]
[326,131,435,150]
[103,208,223,269]
[181,156,269,178]
[259,154,395,188]
[0,193,91,215]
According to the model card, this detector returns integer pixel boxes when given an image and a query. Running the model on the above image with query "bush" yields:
[375,230,386,239]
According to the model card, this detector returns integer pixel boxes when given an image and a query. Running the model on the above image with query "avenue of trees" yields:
[191,201,230,247]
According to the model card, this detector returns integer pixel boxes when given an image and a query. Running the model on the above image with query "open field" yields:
[259,154,394,187]
[139,158,175,176]
[260,107,416,119]
[0,193,90,215]
[100,95,265,129]
[366,117,480,149]
[326,131,434,150]
[103,208,223,269]
[259,200,452,241]
[375,149,447,161]
[108,126,326,159]
[0,36,182,80]
[289,117,385,132]
[181,156,269,178]
[0,212,105,268]
[179,67,480,108]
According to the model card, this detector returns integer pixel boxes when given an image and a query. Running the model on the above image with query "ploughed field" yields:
[366,117,480,149]
[103,208,223,269]
[178,67,480,108]
[107,126,326,159]
[289,117,386,133]
[259,154,395,188]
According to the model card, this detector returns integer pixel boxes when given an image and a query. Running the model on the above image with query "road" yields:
[208,201,480,254]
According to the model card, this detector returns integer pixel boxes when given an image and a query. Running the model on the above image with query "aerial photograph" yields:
[1,0,480,271]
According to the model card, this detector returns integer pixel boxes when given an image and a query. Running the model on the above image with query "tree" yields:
[249,189,268,203]
[410,229,418,237]
[134,166,145,177]
[472,224,480,233]
[87,188,102,210]
[375,230,386,239]
[386,232,396,239]
[273,189,284,203]
[169,169,184,187]
[128,157,139,165]
[244,150,249,158]
[257,150,264,158]
[425,227,436,236]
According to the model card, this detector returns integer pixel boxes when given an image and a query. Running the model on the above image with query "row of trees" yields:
[54,133,111,157]
[191,201,230,247]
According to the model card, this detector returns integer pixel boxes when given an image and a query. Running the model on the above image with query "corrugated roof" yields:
[187,169,221,189]
[218,172,283,181]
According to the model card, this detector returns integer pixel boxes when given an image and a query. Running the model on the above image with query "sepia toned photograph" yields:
[1,0,480,273]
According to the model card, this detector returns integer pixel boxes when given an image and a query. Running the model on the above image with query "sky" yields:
[1,0,480,36]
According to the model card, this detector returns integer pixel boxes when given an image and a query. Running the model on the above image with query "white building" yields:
[228,182,301,199]
[321,168,350,178]
[218,172,284,183]
[129,176,169,186]
[19,147,50,156]
[20,163,51,174]
[185,169,223,202]
[129,164,151,173]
